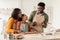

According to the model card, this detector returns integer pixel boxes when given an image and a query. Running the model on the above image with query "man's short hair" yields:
[38,2,45,7]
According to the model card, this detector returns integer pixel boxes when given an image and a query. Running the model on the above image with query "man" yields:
[28,2,48,33]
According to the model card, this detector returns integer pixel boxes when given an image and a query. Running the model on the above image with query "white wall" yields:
[0,0,22,20]
[0,0,21,8]
[52,0,60,29]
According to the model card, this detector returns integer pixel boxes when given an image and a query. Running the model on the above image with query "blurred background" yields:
[0,0,60,36]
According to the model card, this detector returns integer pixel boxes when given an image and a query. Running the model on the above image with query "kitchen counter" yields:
[9,33,60,40]
[22,34,60,40]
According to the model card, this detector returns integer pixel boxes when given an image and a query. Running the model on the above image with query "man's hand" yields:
[32,22,37,26]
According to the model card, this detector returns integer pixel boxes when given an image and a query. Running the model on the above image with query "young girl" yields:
[17,14,37,34]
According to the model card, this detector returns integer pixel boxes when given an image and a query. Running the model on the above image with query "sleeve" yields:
[45,14,48,24]
[16,21,20,30]
[43,14,49,28]
[6,18,14,33]
[28,11,36,23]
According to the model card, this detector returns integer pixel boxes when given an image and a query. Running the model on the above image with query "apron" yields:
[33,13,45,33]
[20,23,29,32]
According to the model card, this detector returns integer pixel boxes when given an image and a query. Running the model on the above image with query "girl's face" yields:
[22,15,28,21]
[18,11,22,18]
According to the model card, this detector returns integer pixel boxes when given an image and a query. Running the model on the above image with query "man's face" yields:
[37,6,44,13]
